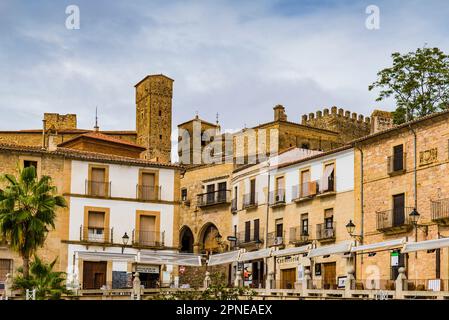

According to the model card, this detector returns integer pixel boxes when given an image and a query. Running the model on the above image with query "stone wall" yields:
[44,113,77,131]
[301,106,371,143]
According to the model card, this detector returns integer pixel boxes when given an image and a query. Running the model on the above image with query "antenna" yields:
[216,112,219,125]
[94,107,99,131]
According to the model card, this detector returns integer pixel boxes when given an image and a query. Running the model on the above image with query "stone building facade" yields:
[353,110,449,285]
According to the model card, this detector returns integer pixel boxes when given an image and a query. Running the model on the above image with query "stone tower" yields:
[135,74,174,163]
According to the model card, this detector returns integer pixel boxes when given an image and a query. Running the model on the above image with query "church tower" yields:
[135,74,173,163]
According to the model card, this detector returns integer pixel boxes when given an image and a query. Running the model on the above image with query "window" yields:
[87,211,105,242]
[275,219,283,238]
[324,209,334,229]
[301,214,309,235]
[250,179,256,204]
[389,144,405,174]
[321,163,335,192]
[139,215,156,246]
[206,184,215,203]
[393,193,405,227]
[275,176,285,201]
[254,219,260,241]
[89,166,107,197]
[245,221,251,242]
[181,188,188,201]
[301,170,310,197]
[159,135,162,140]
[141,172,156,200]
[23,160,38,169]
[218,182,227,202]
[158,110,162,117]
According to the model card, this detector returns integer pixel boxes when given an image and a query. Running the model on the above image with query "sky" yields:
[1,0,449,134]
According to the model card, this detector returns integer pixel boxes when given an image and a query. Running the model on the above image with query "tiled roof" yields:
[58,131,145,149]
[0,129,137,135]
[0,142,180,169]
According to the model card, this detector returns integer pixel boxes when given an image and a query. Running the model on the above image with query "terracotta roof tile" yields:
[58,131,145,149]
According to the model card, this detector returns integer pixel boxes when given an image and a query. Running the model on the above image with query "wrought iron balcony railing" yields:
[269,189,286,206]
[316,222,336,241]
[267,231,285,247]
[231,198,238,213]
[376,207,414,231]
[237,228,264,246]
[289,226,310,244]
[136,185,161,201]
[80,225,113,243]
[242,193,258,209]
[85,180,111,197]
[132,230,165,247]
[291,181,318,200]
[387,153,406,174]
[431,198,449,223]
[197,190,231,207]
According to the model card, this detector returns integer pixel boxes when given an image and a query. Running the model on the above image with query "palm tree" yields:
[0,165,67,278]
[13,255,71,300]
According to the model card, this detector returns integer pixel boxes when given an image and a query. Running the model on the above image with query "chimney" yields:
[370,110,394,134]
[48,134,58,151]
[274,105,287,121]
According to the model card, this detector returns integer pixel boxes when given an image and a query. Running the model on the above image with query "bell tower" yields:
[135,74,173,163]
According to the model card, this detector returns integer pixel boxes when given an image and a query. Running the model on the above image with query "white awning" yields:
[272,245,311,257]
[139,250,202,266]
[308,241,353,258]
[402,237,449,253]
[239,248,272,262]
[351,238,406,253]
[76,251,136,262]
[208,250,241,266]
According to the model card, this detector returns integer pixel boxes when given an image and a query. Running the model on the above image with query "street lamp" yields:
[345,220,363,242]
[122,232,129,253]
[409,208,428,235]
[409,208,420,225]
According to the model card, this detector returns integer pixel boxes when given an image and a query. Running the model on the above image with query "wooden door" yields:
[83,261,107,289]
[281,268,296,289]
[301,170,310,197]
[393,193,405,226]
[250,179,256,204]
[140,215,156,245]
[91,168,105,196]
[322,262,336,289]
[207,184,215,203]
[141,173,156,200]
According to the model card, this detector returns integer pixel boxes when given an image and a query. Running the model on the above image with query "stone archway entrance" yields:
[200,223,221,255]
[180,226,194,253]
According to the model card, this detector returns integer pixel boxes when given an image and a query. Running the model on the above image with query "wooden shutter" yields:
[254,219,260,241]
[393,193,405,226]
[245,221,251,242]
[88,211,105,228]
[393,144,404,171]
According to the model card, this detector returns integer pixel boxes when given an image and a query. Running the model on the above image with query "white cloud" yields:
[0,0,448,133]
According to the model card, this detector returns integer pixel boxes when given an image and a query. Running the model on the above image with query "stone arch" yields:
[198,222,221,254]
[179,225,194,253]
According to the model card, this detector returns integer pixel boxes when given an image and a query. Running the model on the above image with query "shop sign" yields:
[136,265,160,274]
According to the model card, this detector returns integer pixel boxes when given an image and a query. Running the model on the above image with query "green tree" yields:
[13,255,71,300]
[0,166,67,278]
[369,47,449,124]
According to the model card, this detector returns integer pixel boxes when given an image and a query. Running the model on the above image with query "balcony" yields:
[431,198,449,225]
[316,222,336,242]
[242,193,258,210]
[269,189,286,208]
[237,228,264,247]
[376,207,414,233]
[197,190,231,207]
[80,225,113,244]
[132,230,165,247]
[316,177,336,197]
[267,232,285,247]
[231,198,238,213]
[387,153,406,175]
[292,182,317,202]
[136,185,161,201]
[85,180,111,197]
[289,226,310,245]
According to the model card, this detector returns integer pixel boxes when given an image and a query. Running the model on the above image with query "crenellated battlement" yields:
[301,106,371,143]
[301,106,371,125]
